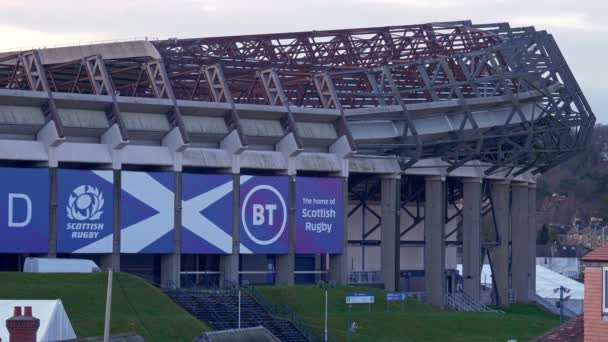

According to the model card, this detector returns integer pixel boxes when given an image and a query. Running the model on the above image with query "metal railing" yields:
[348,271,383,284]
[444,292,504,313]
[244,286,336,342]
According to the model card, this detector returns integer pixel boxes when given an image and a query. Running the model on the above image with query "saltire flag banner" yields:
[239,175,289,254]
[57,169,113,253]
[295,177,343,254]
[121,171,174,253]
[0,167,49,253]
[182,173,234,254]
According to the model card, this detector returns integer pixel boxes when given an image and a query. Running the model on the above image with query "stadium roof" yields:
[0,21,594,175]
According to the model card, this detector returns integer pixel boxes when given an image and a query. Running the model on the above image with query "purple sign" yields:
[239,175,289,254]
[0,167,49,253]
[57,169,114,253]
[295,177,343,254]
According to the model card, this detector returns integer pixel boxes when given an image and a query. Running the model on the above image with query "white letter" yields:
[253,204,265,225]
[8,193,32,228]
[265,204,277,225]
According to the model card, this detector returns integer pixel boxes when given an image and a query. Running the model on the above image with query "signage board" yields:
[295,177,343,254]
[182,173,233,254]
[121,171,174,253]
[57,169,113,253]
[386,292,407,302]
[239,175,289,254]
[345,292,375,304]
[0,167,49,253]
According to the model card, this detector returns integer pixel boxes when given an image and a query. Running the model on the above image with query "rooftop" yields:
[581,244,608,262]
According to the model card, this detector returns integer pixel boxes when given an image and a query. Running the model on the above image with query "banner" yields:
[0,167,49,253]
[182,173,233,254]
[57,169,113,253]
[121,171,174,253]
[239,175,289,254]
[295,177,343,254]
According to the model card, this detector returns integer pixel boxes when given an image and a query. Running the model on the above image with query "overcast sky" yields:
[1,0,605,121]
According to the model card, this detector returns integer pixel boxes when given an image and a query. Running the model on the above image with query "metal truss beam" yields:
[258,68,303,148]
[18,50,64,138]
[202,64,248,146]
[144,60,190,144]
[83,55,129,141]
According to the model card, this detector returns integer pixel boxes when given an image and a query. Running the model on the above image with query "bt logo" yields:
[241,184,286,246]
[252,204,277,225]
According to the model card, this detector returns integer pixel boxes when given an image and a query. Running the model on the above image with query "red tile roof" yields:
[532,315,583,342]
[581,244,608,262]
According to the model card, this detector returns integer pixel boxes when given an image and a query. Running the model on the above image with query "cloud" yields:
[0,25,99,52]
[511,14,606,32]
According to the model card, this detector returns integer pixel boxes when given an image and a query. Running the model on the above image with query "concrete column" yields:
[161,172,182,289]
[489,180,510,306]
[511,181,530,303]
[276,175,296,285]
[111,169,121,272]
[462,178,482,301]
[329,177,348,285]
[220,174,240,287]
[425,176,446,308]
[381,175,400,291]
[528,183,537,295]
[48,167,57,257]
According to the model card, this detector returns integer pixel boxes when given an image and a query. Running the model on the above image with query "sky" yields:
[0,0,605,121]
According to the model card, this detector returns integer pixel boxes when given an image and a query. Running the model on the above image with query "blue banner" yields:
[295,177,343,254]
[386,292,407,302]
[239,175,289,254]
[121,171,174,253]
[57,169,113,253]
[0,167,49,253]
[182,173,233,254]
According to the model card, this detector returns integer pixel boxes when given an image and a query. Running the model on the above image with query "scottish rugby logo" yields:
[67,185,104,221]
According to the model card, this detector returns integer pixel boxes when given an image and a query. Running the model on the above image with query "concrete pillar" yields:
[490,180,510,306]
[381,175,400,291]
[220,174,240,287]
[528,183,537,295]
[110,169,121,272]
[161,172,182,289]
[329,177,348,285]
[425,176,446,308]
[48,167,57,257]
[511,181,530,303]
[462,178,482,301]
[276,175,296,285]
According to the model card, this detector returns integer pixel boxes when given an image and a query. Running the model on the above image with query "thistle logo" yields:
[241,184,287,246]
[67,185,104,221]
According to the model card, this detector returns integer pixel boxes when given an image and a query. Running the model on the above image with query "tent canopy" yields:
[0,299,76,342]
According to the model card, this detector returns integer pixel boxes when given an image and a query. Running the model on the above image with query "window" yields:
[604,267,608,314]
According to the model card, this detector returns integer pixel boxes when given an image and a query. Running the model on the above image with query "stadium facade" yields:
[0,21,594,308]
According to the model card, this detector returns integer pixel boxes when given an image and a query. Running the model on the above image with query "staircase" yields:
[166,289,312,342]
[444,292,504,313]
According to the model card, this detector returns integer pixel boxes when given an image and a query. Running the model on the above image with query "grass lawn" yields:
[258,285,560,342]
[0,272,208,342]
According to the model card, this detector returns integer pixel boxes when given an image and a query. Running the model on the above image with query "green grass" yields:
[0,272,208,342]
[257,285,559,342]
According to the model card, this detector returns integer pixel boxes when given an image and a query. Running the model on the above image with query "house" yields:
[533,244,608,341]
[581,245,608,341]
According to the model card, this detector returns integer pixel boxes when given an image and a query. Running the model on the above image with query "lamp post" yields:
[553,286,571,323]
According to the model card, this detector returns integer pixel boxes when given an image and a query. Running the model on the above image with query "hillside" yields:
[0,272,208,342]
[258,285,559,342]
[538,124,608,224]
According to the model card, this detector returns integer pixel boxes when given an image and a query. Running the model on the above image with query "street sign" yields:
[346,292,375,304]
[386,292,407,302]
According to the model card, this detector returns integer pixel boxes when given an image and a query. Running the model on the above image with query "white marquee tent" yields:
[0,300,76,342]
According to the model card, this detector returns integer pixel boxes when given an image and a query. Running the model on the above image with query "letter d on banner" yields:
[8,193,32,228]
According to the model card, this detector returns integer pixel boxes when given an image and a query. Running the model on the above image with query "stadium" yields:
[0,20,594,313]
